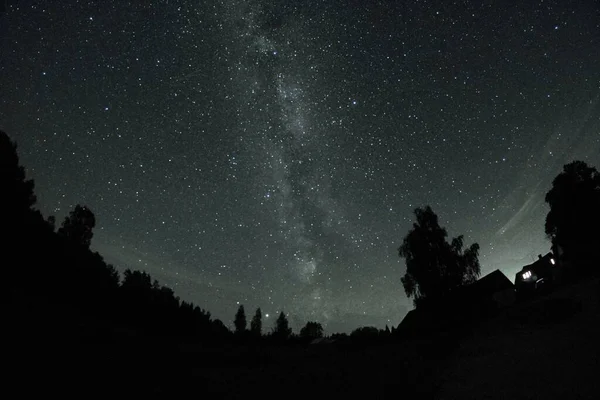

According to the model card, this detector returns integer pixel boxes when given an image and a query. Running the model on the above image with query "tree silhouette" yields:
[58,205,96,248]
[122,269,153,290]
[273,311,292,340]
[86,251,120,289]
[234,304,247,334]
[211,319,231,337]
[1,129,240,346]
[46,215,56,232]
[399,206,481,307]
[299,321,324,339]
[0,131,36,228]
[250,307,262,336]
[545,161,600,272]
[350,326,380,341]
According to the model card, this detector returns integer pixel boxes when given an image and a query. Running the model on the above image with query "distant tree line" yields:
[3,129,387,345]
[1,130,228,341]
[4,128,598,345]
[232,304,321,343]
[231,302,394,344]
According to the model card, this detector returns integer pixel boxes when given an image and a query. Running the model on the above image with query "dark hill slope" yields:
[437,277,600,399]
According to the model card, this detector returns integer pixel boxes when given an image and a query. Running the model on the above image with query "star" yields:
[1,0,598,334]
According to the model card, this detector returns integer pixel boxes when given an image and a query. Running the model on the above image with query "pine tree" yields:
[234,304,247,334]
[250,307,262,336]
[0,131,36,227]
[273,311,292,340]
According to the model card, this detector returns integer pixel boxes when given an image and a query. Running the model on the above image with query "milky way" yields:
[1,0,599,332]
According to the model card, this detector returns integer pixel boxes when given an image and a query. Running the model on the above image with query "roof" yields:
[520,252,554,273]
[468,269,514,296]
[396,270,514,336]
[396,308,440,336]
[397,309,418,329]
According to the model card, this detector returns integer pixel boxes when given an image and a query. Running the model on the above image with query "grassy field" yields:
[6,277,599,398]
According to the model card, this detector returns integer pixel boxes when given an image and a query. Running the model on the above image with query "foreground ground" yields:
[437,276,600,399]
[6,277,599,399]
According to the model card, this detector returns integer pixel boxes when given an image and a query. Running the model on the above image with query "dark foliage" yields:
[234,304,247,335]
[57,204,96,248]
[399,206,481,307]
[5,131,600,397]
[545,160,600,274]
[0,130,36,222]
[46,215,56,231]
[330,332,349,341]
[211,318,231,337]
[350,326,380,341]
[250,307,262,336]
[1,130,228,344]
[273,311,292,340]
[300,321,324,339]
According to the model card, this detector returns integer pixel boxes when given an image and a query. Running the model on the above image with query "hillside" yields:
[437,276,600,399]
[6,275,599,398]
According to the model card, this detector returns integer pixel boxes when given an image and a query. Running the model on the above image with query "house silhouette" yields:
[396,269,515,338]
[514,252,562,299]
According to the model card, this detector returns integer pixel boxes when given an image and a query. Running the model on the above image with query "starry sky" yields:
[1,0,599,333]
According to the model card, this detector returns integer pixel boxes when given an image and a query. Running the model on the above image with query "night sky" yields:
[1,0,599,333]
